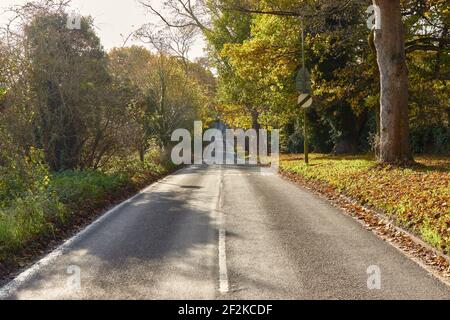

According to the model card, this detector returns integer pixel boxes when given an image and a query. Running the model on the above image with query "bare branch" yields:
[138,0,204,30]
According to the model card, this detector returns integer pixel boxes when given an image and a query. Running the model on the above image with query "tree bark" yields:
[368,29,381,157]
[373,0,413,164]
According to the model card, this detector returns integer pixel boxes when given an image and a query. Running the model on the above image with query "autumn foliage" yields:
[281,155,450,253]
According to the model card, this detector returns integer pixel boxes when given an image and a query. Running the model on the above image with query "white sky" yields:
[0,0,206,59]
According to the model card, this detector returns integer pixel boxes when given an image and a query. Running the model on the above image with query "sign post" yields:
[296,18,311,164]
[297,93,312,164]
[304,108,309,164]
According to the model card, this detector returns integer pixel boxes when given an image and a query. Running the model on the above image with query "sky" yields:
[0,0,206,59]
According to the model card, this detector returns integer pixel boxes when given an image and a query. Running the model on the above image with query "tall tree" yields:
[373,0,413,164]
[25,12,116,170]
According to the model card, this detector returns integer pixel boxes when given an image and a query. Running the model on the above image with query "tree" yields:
[217,0,423,162]
[373,0,413,164]
[108,46,155,162]
[134,26,206,150]
[1,0,216,174]
[109,42,213,159]
[137,0,448,161]
[204,6,270,131]
[25,12,114,170]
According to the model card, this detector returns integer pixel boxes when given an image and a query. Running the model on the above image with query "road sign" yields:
[296,67,311,93]
[298,93,312,165]
[67,12,81,30]
[298,93,312,109]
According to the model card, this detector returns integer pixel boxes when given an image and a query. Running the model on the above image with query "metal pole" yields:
[304,108,309,165]
[301,18,305,69]
[301,18,309,165]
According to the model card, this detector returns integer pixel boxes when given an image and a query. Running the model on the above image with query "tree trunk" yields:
[368,29,381,157]
[373,0,413,164]
[139,147,145,163]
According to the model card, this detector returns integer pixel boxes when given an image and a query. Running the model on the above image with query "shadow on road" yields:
[4,181,230,299]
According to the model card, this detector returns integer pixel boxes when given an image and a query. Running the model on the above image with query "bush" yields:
[0,148,51,208]
[51,170,129,207]
[0,194,66,258]
[411,125,450,155]
[0,149,66,259]
[103,151,175,185]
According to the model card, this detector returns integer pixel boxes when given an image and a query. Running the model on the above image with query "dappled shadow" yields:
[282,153,449,173]
[282,153,375,162]
[408,158,450,173]
[368,157,449,175]
[309,154,374,161]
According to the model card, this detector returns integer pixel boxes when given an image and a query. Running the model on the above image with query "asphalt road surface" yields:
[1,165,449,300]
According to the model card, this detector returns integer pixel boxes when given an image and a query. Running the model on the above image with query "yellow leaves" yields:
[215,103,253,129]
[220,13,300,89]
[43,175,50,187]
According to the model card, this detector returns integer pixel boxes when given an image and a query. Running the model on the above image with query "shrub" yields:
[0,194,66,258]
[51,170,129,207]
[0,149,66,259]
[0,148,51,208]
[411,125,450,155]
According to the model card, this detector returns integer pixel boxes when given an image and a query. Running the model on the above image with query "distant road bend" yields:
[1,165,449,299]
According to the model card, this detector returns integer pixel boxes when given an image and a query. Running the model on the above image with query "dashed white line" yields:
[217,169,229,294]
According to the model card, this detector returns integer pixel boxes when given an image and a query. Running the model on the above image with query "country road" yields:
[1,165,449,300]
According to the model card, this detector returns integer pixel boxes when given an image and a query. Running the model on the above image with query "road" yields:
[1,165,449,300]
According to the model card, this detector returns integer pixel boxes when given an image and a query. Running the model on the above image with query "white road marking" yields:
[217,169,229,294]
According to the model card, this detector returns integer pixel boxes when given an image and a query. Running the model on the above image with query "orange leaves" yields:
[280,154,450,253]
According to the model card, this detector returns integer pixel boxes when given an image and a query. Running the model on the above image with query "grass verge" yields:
[280,154,450,254]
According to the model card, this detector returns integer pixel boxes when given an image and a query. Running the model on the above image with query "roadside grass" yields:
[280,154,450,254]
[0,193,66,259]
[0,154,175,264]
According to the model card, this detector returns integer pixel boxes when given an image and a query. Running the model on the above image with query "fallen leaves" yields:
[280,154,450,281]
